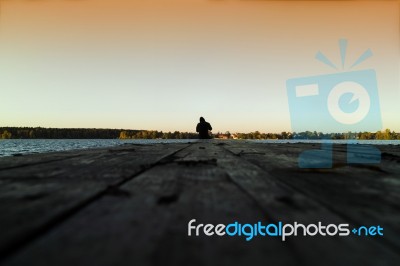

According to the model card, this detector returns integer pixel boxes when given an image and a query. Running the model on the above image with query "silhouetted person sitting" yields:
[196,117,212,139]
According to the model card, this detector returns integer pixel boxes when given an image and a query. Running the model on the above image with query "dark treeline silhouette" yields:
[0,127,199,139]
[119,130,198,139]
[0,127,128,139]
[230,129,400,140]
[0,127,399,140]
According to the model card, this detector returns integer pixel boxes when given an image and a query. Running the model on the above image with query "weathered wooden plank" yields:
[0,152,81,171]
[1,142,297,266]
[2,142,400,266]
[192,143,400,264]
[221,141,400,250]
[0,143,189,259]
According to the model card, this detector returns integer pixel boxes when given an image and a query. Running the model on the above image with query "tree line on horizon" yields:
[232,129,400,140]
[0,127,399,140]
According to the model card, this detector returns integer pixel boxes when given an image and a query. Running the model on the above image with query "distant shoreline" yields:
[1,127,399,140]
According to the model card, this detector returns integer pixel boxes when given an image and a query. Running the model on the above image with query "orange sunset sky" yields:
[0,0,399,133]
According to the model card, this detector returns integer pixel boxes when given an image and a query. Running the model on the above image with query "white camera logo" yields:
[327,81,370,125]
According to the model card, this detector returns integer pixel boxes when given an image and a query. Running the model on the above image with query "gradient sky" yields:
[0,0,399,133]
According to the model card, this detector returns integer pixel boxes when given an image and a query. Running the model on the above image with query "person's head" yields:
[200,117,205,122]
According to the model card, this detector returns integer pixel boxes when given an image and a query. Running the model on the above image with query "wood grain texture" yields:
[0,141,399,266]
[0,143,189,258]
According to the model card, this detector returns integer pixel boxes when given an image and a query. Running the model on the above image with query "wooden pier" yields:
[0,141,399,266]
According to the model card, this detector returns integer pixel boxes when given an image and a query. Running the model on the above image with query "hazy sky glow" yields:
[0,0,399,133]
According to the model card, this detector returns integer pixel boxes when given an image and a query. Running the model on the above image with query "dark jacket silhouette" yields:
[196,117,212,139]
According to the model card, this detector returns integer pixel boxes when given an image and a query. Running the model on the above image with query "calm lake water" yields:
[0,139,399,157]
[0,139,198,157]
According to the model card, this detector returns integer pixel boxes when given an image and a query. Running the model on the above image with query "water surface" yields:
[0,139,398,157]
[0,139,197,157]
